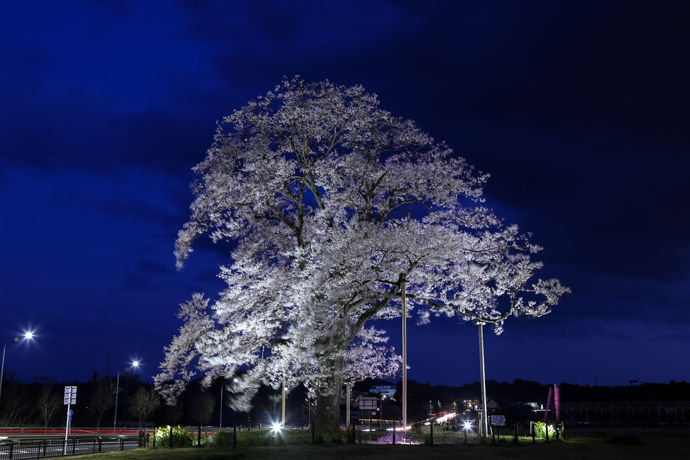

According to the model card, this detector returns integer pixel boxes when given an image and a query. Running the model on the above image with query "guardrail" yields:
[0,427,143,436]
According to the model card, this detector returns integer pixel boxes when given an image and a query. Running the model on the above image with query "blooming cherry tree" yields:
[156,77,568,432]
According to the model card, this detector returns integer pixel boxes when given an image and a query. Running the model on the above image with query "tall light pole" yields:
[220,382,224,428]
[113,361,138,429]
[0,332,33,402]
[281,367,286,427]
[401,278,407,436]
[345,382,351,427]
[477,321,488,438]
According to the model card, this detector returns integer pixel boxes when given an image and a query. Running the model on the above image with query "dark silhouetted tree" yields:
[88,378,116,428]
[129,387,160,428]
[190,391,215,426]
[36,383,61,428]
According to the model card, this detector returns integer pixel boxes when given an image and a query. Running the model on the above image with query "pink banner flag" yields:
[554,385,561,421]
[544,386,553,422]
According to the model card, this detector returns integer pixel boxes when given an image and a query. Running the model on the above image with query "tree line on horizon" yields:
[0,372,164,428]
[2,370,687,428]
[399,377,690,406]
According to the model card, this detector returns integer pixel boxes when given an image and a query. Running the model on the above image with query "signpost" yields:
[359,397,378,429]
[63,386,77,455]
[489,415,505,426]
[489,414,505,444]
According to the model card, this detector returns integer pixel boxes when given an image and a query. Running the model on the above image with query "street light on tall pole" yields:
[113,361,138,429]
[220,382,224,428]
[0,332,33,402]
[477,321,488,438]
[401,278,408,435]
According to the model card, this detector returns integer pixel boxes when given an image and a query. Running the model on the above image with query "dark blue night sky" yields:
[2,1,689,389]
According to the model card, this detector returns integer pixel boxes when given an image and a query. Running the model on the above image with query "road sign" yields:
[490,415,505,426]
[63,386,77,455]
[63,386,77,405]
[360,396,377,410]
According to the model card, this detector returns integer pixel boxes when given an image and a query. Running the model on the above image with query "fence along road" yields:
[0,435,142,459]
[0,427,144,436]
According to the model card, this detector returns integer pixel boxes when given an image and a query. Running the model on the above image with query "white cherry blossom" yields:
[156,77,569,432]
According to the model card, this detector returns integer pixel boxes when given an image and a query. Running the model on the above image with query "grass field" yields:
[73,426,689,460]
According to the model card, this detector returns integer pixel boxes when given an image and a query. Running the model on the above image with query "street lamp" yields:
[113,361,138,429]
[477,321,488,438]
[220,382,224,428]
[0,332,33,402]
[401,278,408,435]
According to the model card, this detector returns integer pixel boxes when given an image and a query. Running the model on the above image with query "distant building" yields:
[369,385,396,398]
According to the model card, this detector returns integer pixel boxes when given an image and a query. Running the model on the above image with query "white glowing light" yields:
[24,332,34,339]
[272,423,281,432]
[464,421,472,430]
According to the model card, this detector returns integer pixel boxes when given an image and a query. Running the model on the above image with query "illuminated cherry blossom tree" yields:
[342,327,400,385]
[155,77,569,432]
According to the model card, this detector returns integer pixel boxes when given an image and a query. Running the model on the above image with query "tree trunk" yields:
[313,352,345,435]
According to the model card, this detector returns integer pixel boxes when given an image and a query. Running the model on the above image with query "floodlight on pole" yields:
[401,278,407,435]
[477,321,488,438]
[113,361,139,429]
[0,332,34,402]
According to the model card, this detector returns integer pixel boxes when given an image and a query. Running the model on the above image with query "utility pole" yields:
[346,382,351,427]
[401,278,407,436]
[629,379,641,401]
[477,321,488,438]
[281,367,286,427]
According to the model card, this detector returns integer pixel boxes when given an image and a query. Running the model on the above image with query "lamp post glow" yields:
[113,361,138,429]
[0,332,33,402]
